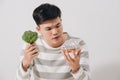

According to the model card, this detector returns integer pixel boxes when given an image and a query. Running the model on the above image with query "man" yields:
[16,3,91,80]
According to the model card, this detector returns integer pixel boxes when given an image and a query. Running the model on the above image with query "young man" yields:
[16,3,91,80]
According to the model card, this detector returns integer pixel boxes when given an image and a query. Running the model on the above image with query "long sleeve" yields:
[16,56,32,80]
[16,44,32,80]
[71,40,91,80]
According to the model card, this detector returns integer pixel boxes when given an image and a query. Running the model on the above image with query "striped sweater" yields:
[16,33,91,80]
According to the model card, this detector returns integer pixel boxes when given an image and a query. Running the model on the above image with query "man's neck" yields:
[43,32,68,48]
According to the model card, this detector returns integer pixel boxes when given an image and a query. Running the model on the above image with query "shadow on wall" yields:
[92,62,120,80]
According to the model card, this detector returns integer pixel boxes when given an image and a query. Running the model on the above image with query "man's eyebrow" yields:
[45,26,51,28]
[44,22,61,28]
[56,22,61,25]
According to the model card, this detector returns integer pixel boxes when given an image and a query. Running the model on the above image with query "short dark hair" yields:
[33,3,61,26]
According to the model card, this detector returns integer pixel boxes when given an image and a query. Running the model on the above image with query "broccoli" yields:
[22,30,38,44]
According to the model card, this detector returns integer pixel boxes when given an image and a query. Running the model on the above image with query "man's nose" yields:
[52,28,58,35]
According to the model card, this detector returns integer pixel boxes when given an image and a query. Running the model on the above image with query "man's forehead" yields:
[40,17,61,27]
[40,22,58,27]
[39,18,61,27]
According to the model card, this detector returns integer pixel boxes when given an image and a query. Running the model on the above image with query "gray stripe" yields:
[68,36,79,40]
[81,51,89,58]
[79,71,86,80]
[33,70,72,79]
[79,40,85,46]
[81,64,90,71]
[20,45,61,56]
[33,65,40,78]
[38,45,61,54]
[34,58,66,66]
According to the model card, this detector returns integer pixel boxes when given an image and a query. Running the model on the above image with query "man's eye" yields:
[56,24,61,28]
[46,28,51,31]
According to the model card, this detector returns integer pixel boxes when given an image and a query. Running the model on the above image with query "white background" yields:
[0,0,120,80]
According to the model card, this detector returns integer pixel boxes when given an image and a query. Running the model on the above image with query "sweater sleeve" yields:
[16,44,32,80]
[71,40,91,80]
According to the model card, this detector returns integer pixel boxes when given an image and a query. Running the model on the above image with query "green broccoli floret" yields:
[22,30,38,44]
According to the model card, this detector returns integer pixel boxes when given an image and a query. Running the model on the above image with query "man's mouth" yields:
[52,36,60,40]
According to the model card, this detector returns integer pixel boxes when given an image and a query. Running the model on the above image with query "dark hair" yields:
[33,3,61,26]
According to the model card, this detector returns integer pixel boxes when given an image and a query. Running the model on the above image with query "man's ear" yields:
[36,26,41,33]
[36,26,40,31]
[60,18,62,21]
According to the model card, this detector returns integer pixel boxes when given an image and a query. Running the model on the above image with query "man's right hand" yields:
[22,43,39,71]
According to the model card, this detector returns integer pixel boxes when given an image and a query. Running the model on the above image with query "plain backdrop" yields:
[0,0,120,80]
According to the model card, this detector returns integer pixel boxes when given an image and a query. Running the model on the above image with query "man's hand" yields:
[62,48,81,73]
[22,43,39,71]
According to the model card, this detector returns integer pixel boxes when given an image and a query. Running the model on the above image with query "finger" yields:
[61,50,68,60]
[73,48,80,59]
[29,48,39,55]
[75,48,80,55]
[61,50,64,55]
[26,44,32,50]
[32,52,39,58]
[29,45,38,52]
[24,44,32,53]
[71,50,76,58]
[32,45,39,51]
[31,43,36,46]
[76,49,81,60]
[77,48,81,56]
[36,46,39,51]
[62,48,66,53]
[62,49,71,61]
[65,50,73,62]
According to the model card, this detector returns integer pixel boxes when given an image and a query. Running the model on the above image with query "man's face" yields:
[36,17,64,48]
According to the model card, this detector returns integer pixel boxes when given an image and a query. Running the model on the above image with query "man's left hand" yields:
[62,48,81,73]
